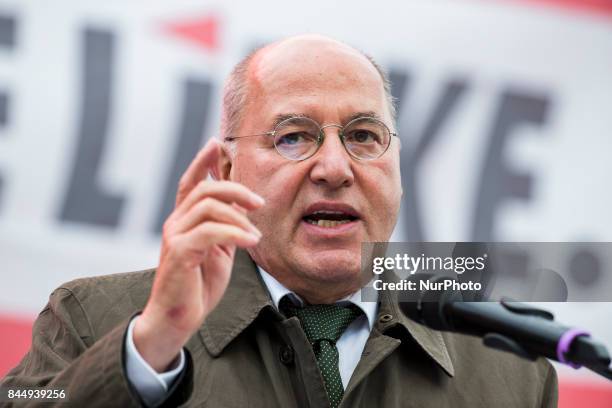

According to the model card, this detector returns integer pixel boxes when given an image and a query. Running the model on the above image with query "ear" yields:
[210,140,233,181]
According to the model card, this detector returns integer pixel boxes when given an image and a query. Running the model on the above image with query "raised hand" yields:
[133,138,264,372]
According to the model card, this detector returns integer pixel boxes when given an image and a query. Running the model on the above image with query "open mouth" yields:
[302,211,359,228]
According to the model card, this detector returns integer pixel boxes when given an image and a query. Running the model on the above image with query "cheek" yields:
[231,149,277,192]
[231,154,306,228]
[362,163,402,233]
[382,153,403,208]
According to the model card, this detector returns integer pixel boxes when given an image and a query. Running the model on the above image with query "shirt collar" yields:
[258,266,378,331]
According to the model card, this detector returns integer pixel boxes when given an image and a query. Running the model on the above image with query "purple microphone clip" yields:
[557,328,591,369]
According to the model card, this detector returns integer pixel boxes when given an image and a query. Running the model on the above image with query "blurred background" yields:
[0,0,611,406]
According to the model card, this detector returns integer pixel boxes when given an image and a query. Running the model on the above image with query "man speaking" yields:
[2,34,557,407]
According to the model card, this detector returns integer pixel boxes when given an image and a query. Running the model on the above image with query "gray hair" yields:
[219,44,396,155]
[219,48,260,156]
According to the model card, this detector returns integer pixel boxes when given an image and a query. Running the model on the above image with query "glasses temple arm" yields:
[224,131,275,142]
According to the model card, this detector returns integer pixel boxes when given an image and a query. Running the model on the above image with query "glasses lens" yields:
[273,117,320,160]
[343,117,391,160]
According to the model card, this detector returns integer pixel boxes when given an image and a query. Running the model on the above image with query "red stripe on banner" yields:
[559,380,612,408]
[0,315,34,378]
[1,314,611,405]
[506,0,612,17]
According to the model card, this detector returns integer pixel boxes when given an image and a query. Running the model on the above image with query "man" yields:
[2,35,557,407]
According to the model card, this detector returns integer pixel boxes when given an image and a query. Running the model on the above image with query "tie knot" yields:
[281,297,363,345]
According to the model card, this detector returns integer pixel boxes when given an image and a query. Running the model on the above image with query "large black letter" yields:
[471,90,550,241]
[153,79,212,233]
[396,73,468,241]
[59,28,125,227]
[0,13,16,211]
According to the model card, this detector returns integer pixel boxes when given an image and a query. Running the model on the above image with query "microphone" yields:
[398,274,612,380]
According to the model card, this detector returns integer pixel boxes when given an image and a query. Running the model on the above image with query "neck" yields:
[273,271,365,305]
[295,285,355,305]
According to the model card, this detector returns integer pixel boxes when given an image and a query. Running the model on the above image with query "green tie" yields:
[281,297,363,408]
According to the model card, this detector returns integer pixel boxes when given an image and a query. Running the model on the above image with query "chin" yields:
[297,249,361,284]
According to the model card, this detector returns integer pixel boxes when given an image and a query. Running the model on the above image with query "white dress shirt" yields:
[125,317,185,406]
[258,268,378,389]
[125,267,378,407]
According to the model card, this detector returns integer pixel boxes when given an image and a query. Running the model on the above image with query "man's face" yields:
[225,37,402,299]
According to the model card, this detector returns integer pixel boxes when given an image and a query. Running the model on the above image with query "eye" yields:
[347,129,380,144]
[277,132,307,145]
[276,130,319,146]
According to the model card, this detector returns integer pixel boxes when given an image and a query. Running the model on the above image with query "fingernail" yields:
[252,194,265,205]
[248,233,261,242]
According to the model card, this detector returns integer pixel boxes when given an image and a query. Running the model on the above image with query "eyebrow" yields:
[271,113,311,128]
[271,111,384,128]
[346,111,383,123]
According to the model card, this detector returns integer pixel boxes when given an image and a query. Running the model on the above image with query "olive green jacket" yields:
[2,250,557,407]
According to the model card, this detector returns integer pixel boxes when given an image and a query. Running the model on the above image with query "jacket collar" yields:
[258,266,378,332]
[198,249,275,356]
[375,287,455,377]
[198,250,454,377]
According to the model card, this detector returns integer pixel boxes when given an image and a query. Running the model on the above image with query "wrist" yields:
[133,312,190,373]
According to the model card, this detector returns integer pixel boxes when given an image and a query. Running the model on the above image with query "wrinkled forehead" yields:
[246,38,389,123]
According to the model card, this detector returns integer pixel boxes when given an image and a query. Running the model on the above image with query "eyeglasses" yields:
[224,116,398,161]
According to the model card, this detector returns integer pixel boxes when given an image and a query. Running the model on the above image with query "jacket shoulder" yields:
[58,268,156,298]
[49,268,157,342]
[442,331,558,405]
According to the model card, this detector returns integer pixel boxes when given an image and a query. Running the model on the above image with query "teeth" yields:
[305,219,352,227]
[313,210,344,215]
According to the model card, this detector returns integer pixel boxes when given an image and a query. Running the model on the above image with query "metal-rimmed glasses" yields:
[224,116,398,161]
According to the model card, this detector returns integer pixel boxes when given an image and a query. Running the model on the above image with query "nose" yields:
[308,126,355,189]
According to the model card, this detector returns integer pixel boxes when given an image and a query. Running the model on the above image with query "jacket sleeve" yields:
[0,287,193,407]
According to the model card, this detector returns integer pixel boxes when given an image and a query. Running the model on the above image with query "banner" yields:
[1,0,611,405]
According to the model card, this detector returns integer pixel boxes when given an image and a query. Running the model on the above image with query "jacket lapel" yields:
[198,249,275,356]
[345,288,454,396]
[377,289,455,377]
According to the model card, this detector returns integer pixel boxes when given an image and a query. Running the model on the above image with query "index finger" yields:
[176,138,220,207]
